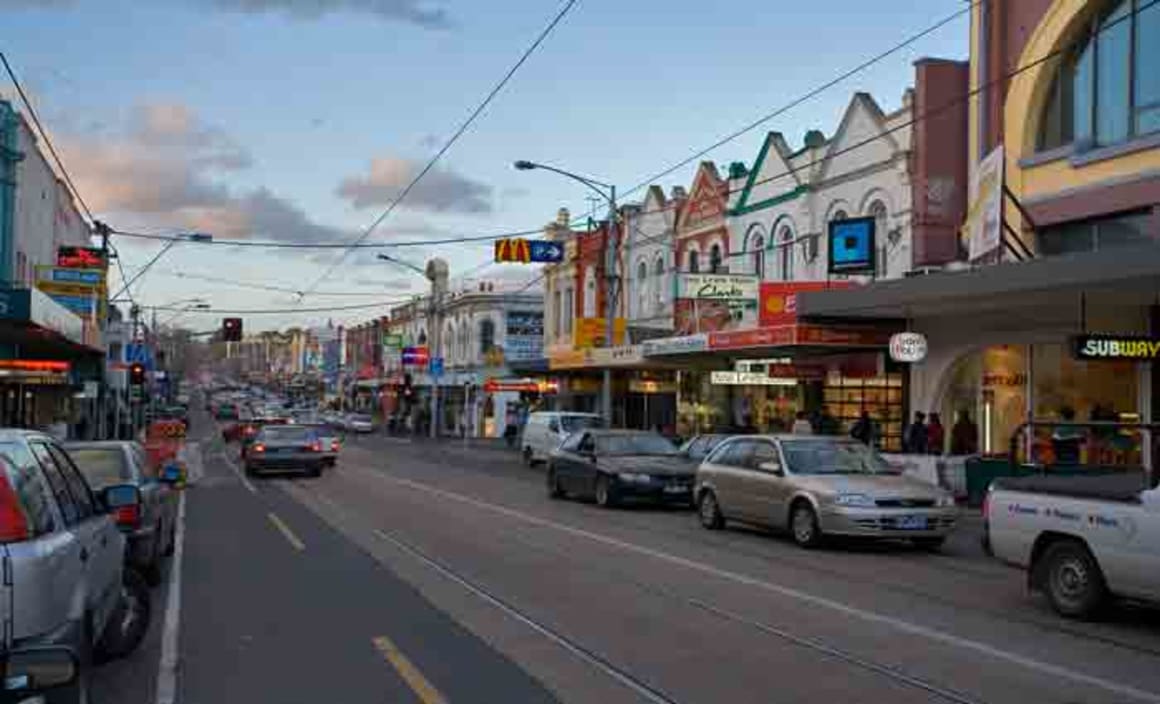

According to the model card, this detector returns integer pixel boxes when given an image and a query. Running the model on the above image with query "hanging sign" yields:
[889,332,928,363]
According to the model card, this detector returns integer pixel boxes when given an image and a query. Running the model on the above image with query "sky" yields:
[0,0,968,331]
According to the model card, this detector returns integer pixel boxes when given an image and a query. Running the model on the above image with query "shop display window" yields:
[823,373,904,451]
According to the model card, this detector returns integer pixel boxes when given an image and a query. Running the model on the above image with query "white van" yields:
[521,412,601,466]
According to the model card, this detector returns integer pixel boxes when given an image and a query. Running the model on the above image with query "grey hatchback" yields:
[65,441,180,586]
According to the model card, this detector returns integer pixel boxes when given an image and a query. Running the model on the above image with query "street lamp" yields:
[376,253,427,278]
[513,159,618,428]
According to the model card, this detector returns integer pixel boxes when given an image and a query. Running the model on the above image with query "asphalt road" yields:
[93,420,1160,704]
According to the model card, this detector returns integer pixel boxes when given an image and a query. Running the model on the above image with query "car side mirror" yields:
[548,421,561,433]
[3,646,79,695]
[101,484,142,514]
[758,461,784,476]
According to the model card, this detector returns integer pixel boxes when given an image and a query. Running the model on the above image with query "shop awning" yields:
[0,287,103,357]
[797,246,1160,321]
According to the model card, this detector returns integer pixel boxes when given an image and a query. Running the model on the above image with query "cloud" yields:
[336,156,493,214]
[61,102,346,244]
[202,0,451,27]
[0,0,451,27]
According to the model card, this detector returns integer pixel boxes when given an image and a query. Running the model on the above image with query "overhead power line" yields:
[300,0,581,295]
[146,299,416,315]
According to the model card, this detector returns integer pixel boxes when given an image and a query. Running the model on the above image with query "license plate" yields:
[896,515,927,530]
[664,485,688,494]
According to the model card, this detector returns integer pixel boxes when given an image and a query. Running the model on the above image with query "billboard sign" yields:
[827,218,876,275]
[676,273,759,301]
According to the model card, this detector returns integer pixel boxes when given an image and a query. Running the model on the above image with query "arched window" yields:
[563,288,574,334]
[869,200,888,277]
[636,260,649,317]
[778,227,794,280]
[709,244,723,273]
[552,290,562,340]
[1039,0,1160,151]
[478,318,496,357]
[751,235,765,279]
[653,256,665,310]
[445,324,455,361]
[832,209,848,222]
[687,249,700,273]
[584,271,596,317]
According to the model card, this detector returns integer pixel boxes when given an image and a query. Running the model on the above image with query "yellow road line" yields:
[266,512,305,551]
[372,635,448,704]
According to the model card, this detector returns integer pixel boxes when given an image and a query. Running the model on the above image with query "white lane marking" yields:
[373,528,678,704]
[267,512,305,551]
[154,491,187,704]
[370,472,1160,704]
[219,449,256,494]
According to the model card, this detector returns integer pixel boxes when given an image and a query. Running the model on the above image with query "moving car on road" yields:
[984,471,1159,619]
[344,413,375,434]
[695,435,957,549]
[547,430,695,508]
[65,441,181,586]
[0,430,152,702]
[300,423,341,467]
[244,425,326,478]
[522,411,601,467]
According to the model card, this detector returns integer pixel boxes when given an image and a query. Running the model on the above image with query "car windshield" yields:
[597,434,677,456]
[352,414,373,423]
[683,435,727,460]
[67,448,134,488]
[561,416,599,432]
[260,426,314,442]
[780,439,898,475]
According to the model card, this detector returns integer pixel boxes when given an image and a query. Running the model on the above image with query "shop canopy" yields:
[796,246,1160,322]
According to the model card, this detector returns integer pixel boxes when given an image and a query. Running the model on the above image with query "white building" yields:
[622,186,680,335]
[727,91,914,282]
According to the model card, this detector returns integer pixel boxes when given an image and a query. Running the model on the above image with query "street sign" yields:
[429,356,444,377]
[494,238,564,264]
[529,240,564,263]
[382,333,403,348]
[401,346,429,366]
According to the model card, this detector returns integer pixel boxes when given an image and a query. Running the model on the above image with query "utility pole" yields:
[602,185,617,428]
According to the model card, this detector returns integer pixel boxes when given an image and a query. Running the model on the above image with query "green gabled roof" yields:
[728,131,808,217]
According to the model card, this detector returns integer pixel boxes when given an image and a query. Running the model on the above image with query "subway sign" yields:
[1072,335,1160,361]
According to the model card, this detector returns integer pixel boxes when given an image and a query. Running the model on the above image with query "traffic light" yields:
[129,363,146,386]
[222,317,243,342]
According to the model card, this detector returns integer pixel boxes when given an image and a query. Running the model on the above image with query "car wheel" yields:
[913,537,946,552]
[790,502,824,549]
[522,447,535,467]
[594,475,617,508]
[698,490,724,530]
[95,569,152,662]
[1040,541,1107,619]
[546,465,564,499]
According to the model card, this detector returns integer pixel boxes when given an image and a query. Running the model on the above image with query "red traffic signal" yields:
[222,317,243,342]
[129,363,146,386]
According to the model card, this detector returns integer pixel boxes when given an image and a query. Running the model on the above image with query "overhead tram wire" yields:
[145,299,420,315]
[298,0,582,297]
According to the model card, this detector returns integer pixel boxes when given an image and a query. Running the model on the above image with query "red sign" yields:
[796,325,893,347]
[709,325,796,350]
[759,281,853,327]
[674,299,758,334]
[56,246,107,269]
[0,360,70,373]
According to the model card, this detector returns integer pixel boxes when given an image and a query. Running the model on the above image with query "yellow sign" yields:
[548,348,592,370]
[629,379,677,394]
[494,238,531,263]
[573,317,627,349]
[35,281,104,298]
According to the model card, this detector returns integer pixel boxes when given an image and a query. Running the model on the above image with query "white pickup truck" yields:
[984,472,1159,619]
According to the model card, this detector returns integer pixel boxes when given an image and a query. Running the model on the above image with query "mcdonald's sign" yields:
[495,238,532,264]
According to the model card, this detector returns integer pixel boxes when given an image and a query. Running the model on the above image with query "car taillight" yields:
[253,443,266,453]
[0,474,30,543]
[311,441,322,452]
[982,489,990,521]
[114,505,141,529]
[330,440,340,452]
[245,426,256,436]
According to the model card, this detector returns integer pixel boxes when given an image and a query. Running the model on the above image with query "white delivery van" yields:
[521,412,601,466]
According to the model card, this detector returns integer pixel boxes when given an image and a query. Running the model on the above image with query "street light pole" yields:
[513,160,617,428]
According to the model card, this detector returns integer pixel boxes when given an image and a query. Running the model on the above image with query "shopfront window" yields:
[1036,209,1153,255]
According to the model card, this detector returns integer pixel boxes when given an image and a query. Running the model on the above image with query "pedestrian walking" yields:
[926,412,945,455]
[950,410,978,455]
[791,411,813,435]
[850,411,875,446]
[905,412,928,454]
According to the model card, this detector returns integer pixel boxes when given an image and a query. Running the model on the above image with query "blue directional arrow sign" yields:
[528,240,564,264]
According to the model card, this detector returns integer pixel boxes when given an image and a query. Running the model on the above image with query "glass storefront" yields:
[823,372,905,452]
[940,342,1143,463]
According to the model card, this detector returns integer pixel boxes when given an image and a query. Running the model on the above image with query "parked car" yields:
[244,425,326,478]
[345,414,375,434]
[677,434,729,467]
[65,441,180,586]
[983,472,1159,619]
[522,412,601,466]
[300,423,341,467]
[0,430,152,702]
[695,435,957,549]
[547,430,695,508]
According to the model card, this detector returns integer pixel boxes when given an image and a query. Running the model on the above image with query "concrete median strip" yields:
[371,635,448,704]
